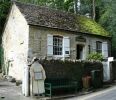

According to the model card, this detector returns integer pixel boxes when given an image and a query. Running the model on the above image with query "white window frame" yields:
[53,35,63,57]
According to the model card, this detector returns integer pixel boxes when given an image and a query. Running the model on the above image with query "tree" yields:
[74,0,81,14]
[0,0,10,35]
[97,0,116,57]
[92,0,95,20]
[18,0,74,12]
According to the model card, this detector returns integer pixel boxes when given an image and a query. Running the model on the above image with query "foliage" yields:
[77,15,110,36]
[39,59,103,90]
[89,0,114,57]
[0,0,10,34]
[18,0,74,12]
[97,0,116,57]
[0,46,4,71]
[87,52,103,61]
[111,61,116,80]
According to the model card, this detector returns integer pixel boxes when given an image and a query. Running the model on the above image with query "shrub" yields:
[39,59,103,90]
[111,61,116,80]
[87,52,103,61]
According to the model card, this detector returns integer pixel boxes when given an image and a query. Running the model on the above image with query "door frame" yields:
[76,43,86,60]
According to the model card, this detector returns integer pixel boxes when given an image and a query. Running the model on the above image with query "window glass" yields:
[96,41,102,53]
[53,36,63,55]
[88,45,91,54]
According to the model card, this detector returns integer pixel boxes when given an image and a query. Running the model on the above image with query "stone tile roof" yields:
[14,1,110,37]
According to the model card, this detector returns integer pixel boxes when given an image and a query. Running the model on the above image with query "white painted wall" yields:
[2,3,29,80]
[102,60,112,82]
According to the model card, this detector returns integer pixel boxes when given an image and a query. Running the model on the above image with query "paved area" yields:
[0,80,46,100]
[1,80,116,100]
[65,85,116,100]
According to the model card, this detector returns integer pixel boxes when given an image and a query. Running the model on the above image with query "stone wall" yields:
[29,26,111,60]
[2,4,29,80]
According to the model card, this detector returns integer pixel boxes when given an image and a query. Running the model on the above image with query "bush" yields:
[87,52,103,61]
[111,61,116,81]
[39,59,103,90]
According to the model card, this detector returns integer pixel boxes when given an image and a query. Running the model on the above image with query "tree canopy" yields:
[0,0,10,33]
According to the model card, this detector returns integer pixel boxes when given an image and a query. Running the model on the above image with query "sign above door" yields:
[75,36,86,42]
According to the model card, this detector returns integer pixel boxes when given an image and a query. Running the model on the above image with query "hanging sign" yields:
[75,36,86,42]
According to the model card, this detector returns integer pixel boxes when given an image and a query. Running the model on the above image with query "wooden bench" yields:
[45,78,78,98]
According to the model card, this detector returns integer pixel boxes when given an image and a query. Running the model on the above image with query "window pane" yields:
[96,41,102,53]
[53,36,63,55]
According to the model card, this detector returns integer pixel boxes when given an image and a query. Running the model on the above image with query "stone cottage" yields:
[2,1,111,80]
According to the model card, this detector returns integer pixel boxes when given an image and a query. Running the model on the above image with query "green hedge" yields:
[40,60,103,89]
[111,61,116,81]
[0,46,4,71]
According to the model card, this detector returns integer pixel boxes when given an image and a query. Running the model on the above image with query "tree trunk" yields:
[74,0,78,14]
[74,0,81,14]
[92,0,96,20]
[77,0,81,11]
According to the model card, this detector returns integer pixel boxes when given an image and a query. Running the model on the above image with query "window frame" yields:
[96,41,102,53]
[53,35,63,56]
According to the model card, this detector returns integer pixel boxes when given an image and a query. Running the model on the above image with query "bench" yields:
[45,78,78,98]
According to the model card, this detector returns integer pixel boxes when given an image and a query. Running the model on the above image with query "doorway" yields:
[76,44,84,59]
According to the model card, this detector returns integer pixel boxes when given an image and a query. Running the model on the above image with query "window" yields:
[47,34,70,57]
[88,45,91,54]
[96,41,102,53]
[53,36,63,55]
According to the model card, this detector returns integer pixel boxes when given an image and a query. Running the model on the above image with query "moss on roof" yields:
[76,15,110,36]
